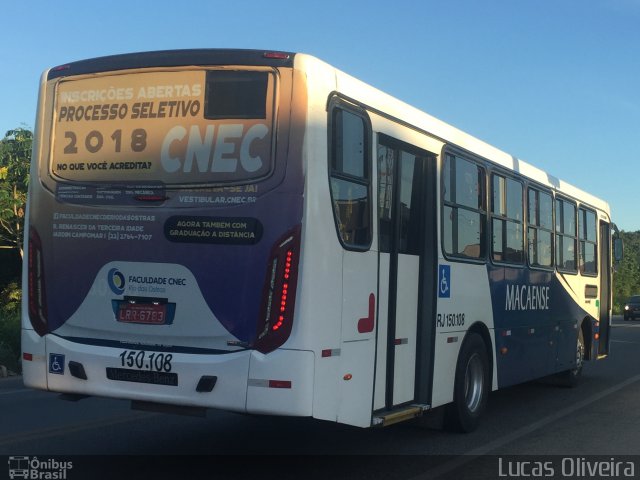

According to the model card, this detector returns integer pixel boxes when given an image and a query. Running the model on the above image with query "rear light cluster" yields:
[28,227,48,336]
[272,249,294,332]
[254,226,301,354]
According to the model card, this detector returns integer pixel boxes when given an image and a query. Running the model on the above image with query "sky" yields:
[1,0,639,231]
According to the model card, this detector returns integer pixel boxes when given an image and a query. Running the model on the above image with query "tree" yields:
[613,230,640,312]
[0,127,31,259]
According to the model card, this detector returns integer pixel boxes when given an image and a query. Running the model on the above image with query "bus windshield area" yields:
[50,69,276,186]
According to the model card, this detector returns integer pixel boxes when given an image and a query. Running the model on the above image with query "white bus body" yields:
[22,50,614,431]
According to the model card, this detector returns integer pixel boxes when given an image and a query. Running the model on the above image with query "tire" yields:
[444,333,490,433]
[556,328,585,388]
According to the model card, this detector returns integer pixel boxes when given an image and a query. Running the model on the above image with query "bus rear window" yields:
[205,71,268,119]
[50,69,276,186]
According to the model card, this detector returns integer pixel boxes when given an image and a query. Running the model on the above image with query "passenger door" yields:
[374,134,436,409]
[598,221,612,356]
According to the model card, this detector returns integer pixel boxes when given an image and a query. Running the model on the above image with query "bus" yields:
[22,49,621,432]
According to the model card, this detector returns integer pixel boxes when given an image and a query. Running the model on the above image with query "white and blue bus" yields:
[22,49,620,432]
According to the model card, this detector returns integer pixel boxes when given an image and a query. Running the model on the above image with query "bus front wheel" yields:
[445,333,489,433]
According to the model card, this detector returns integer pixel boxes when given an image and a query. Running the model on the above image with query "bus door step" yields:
[373,404,429,427]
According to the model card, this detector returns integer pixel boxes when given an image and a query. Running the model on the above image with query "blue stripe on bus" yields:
[487,264,589,388]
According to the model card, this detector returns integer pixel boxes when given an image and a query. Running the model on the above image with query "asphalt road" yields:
[2,316,640,479]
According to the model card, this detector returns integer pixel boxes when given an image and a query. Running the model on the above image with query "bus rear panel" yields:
[22,50,314,416]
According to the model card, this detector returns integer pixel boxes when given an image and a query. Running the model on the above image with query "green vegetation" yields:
[0,125,637,375]
[613,230,640,313]
[0,127,31,374]
[0,127,31,259]
[0,282,20,373]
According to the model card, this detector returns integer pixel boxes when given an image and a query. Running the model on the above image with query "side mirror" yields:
[612,224,623,263]
[613,237,624,263]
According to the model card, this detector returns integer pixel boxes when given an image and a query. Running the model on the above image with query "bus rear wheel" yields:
[556,328,585,388]
[445,333,489,433]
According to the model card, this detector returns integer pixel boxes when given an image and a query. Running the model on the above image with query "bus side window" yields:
[491,174,524,264]
[528,188,554,269]
[556,197,578,273]
[442,154,487,260]
[579,207,598,275]
[329,106,372,250]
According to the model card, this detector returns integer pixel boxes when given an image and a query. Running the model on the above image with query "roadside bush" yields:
[0,281,21,373]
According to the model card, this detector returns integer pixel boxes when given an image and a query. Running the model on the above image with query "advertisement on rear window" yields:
[51,69,274,184]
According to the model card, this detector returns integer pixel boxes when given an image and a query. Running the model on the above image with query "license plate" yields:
[106,367,178,386]
[117,303,167,325]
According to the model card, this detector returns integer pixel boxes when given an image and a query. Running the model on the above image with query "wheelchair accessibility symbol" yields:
[49,353,65,375]
[438,265,451,298]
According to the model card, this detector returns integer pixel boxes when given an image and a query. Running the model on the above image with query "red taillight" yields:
[28,227,48,336]
[254,226,301,354]
[263,51,290,60]
[273,249,294,332]
[268,380,292,389]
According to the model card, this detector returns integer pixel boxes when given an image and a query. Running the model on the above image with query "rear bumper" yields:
[21,329,314,417]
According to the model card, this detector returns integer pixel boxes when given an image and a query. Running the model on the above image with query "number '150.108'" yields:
[119,350,172,372]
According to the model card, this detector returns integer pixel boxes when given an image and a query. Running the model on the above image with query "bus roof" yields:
[47,48,295,80]
[293,53,611,217]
